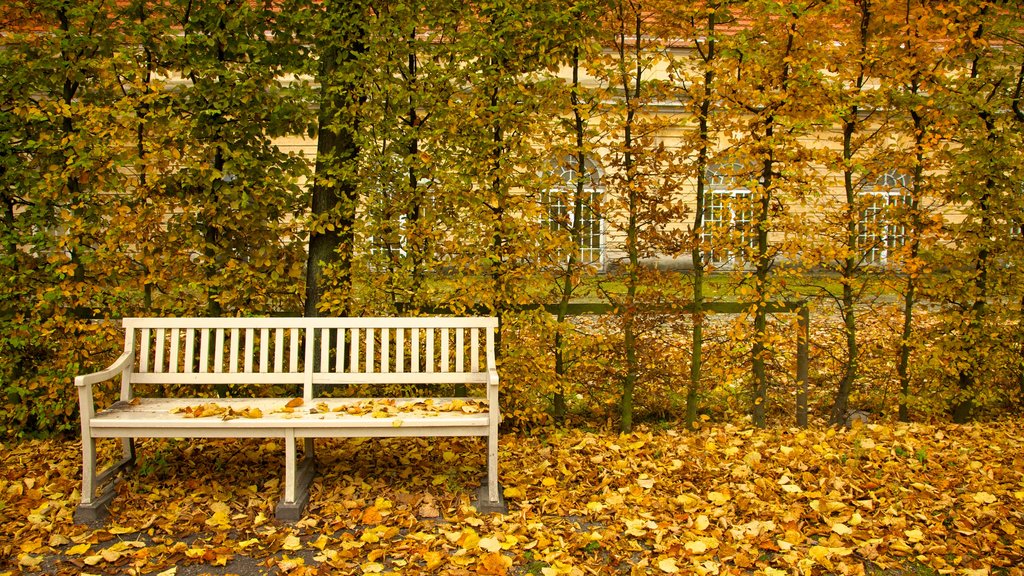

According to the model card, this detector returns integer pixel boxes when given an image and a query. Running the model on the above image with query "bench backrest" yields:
[122,317,498,398]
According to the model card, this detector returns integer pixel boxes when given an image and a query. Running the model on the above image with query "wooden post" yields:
[796,305,810,427]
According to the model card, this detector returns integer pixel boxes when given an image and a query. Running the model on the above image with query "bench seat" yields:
[88,397,490,434]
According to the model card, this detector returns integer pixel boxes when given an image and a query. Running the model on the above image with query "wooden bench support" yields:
[474,483,507,514]
[276,450,316,522]
[74,446,134,524]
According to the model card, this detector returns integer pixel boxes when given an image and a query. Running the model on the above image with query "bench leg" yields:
[276,431,316,522]
[75,437,134,524]
[474,431,507,514]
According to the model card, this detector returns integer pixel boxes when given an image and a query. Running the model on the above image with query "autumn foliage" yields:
[2,0,1024,438]
[5,422,1024,574]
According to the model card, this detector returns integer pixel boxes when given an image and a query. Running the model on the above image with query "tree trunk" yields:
[687,6,716,430]
[304,1,365,318]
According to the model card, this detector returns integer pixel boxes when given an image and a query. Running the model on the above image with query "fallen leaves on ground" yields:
[2,421,1023,575]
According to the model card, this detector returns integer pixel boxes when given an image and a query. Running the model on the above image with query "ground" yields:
[3,422,1023,576]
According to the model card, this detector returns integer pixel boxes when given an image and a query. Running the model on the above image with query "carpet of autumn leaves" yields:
[3,421,1024,576]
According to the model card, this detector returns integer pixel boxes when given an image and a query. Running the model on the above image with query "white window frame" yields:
[858,170,910,265]
[543,156,604,268]
[702,162,755,265]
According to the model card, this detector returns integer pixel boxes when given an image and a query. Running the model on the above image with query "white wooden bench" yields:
[74,317,504,523]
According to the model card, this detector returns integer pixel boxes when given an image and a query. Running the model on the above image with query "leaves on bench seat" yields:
[168,398,488,421]
[170,403,264,420]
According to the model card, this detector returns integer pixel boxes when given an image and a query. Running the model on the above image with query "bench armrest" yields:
[75,351,134,388]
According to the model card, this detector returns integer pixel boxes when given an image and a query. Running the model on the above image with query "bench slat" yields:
[230,329,240,373]
[290,329,299,372]
[471,328,479,372]
[200,329,210,372]
[381,328,390,374]
[320,328,330,372]
[123,317,499,329]
[366,328,374,373]
[185,329,195,373]
[260,328,270,373]
[244,329,255,373]
[275,329,284,373]
[425,329,433,373]
[155,329,166,373]
[335,329,344,373]
[456,328,464,373]
[215,329,225,373]
[140,328,150,373]
[396,328,404,373]
[350,328,360,373]
[441,328,449,372]
[169,329,179,373]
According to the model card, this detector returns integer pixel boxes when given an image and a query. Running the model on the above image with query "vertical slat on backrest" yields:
[396,328,405,373]
[320,328,330,372]
[274,328,284,373]
[229,329,240,373]
[471,328,479,372]
[365,328,375,373]
[381,328,390,374]
[199,328,210,373]
[260,328,269,373]
[412,328,420,373]
[244,329,254,372]
[335,329,344,372]
[215,329,225,373]
[486,326,496,369]
[169,329,180,373]
[455,328,464,373]
[140,328,150,372]
[184,329,195,373]
[441,328,450,372]
[155,329,166,373]
[425,329,434,373]
[303,327,314,401]
[289,329,299,372]
[350,328,360,373]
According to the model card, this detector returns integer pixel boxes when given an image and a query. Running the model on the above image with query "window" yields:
[702,162,756,264]
[543,156,603,267]
[368,178,435,259]
[858,170,910,265]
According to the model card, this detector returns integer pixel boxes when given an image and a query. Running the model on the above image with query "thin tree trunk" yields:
[304,1,365,318]
[617,10,642,434]
[687,6,716,430]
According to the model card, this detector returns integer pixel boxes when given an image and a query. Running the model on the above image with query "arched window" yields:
[858,170,910,265]
[702,161,756,264]
[542,155,604,266]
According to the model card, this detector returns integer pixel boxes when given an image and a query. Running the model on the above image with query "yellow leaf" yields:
[764,568,787,576]
[707,491,730,505]
[542,477,557,487]
[694,515,710,531]
[904,529,924,542]
[973,492,998,504]
[831,523,852,536]
[286,397,304,408]
[423,551,445,570]
[479,537,502,552]
[479,552,512,575]
[685,540,708,554]
[457,528,480,550]
[67,543,91,555]
[658,558,680,573]
[282,534,302,551]
[361,561,384,573]
[503,486,523,498]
